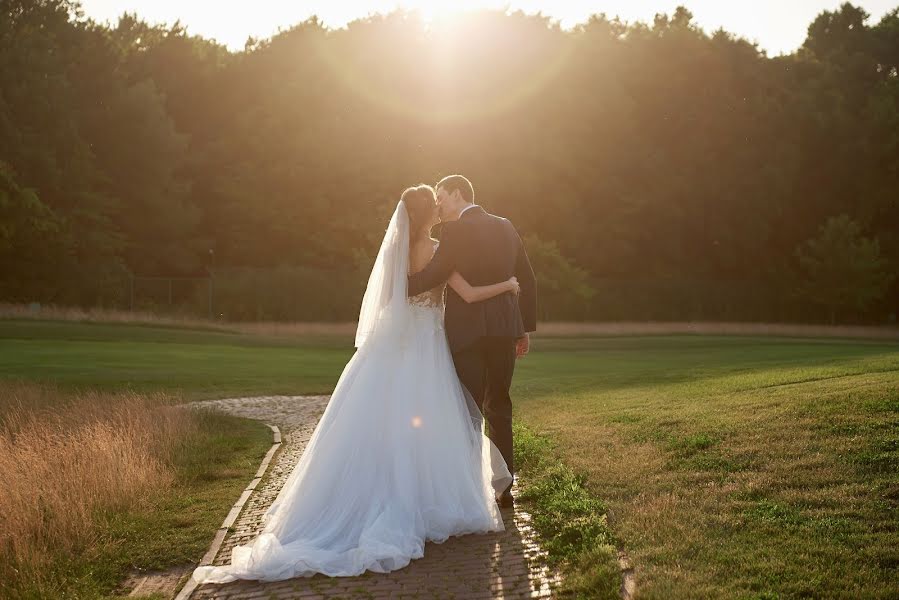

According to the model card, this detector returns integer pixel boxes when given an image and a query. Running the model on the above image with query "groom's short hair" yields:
[436,174,474,204]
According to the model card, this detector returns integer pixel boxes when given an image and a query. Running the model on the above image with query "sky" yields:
[79,0,898,55]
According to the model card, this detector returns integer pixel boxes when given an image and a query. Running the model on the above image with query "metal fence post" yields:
[208,248,216,320]
[208,273,214,320]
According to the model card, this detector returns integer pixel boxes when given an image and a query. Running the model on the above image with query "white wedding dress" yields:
[192,201,512,584]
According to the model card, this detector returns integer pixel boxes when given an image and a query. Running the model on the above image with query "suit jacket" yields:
[408,206,537,353]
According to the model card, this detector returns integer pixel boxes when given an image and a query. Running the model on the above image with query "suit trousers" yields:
[452,336,517,491]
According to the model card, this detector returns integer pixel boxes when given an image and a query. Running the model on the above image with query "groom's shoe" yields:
[498,491,515,508]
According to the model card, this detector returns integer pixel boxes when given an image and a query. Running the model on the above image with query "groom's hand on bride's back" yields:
[515,334,530,358]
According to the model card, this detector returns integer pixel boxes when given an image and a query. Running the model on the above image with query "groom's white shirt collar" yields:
[458,204,478,219]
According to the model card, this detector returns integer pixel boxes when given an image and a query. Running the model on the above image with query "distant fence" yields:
[129,275,213,318]
[583,278,807,323]
[125,271,811,323]
[124,267,367,322]
[8,267,896,325]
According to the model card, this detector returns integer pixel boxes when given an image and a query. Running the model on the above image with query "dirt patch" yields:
[120,564,192,598]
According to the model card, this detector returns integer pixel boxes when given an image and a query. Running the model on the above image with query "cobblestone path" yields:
[186,396,560,600]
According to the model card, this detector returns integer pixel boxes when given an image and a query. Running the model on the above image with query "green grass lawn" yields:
[2,319,897,598]
[517,338,898,599]
[0,320,352,398]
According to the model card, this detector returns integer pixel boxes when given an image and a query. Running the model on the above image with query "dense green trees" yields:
[796,215,894,323]
[1,1,896,323]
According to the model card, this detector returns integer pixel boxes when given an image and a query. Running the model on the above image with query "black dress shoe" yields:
[498,492,515,508]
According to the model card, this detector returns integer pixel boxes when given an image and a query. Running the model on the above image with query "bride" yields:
[192,185,518,583]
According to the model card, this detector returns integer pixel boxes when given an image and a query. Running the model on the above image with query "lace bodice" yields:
[408,241,445,310]
[409,284,445,309]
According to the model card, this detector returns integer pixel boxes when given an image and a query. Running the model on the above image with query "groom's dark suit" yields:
[408,205,537,482]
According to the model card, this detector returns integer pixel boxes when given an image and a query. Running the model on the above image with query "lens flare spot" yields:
[411,416,423,428]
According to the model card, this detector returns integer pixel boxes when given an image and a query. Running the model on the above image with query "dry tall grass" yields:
[0,301,226,330]
[0,382,194,593]
[3,301,897,340]
[538,320,899,339]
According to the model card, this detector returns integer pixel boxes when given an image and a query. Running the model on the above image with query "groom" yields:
[408,174,537,507]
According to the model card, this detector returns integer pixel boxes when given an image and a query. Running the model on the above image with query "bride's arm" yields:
[447,272,520,303]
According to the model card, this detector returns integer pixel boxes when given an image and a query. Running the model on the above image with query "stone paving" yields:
[185,396,561,600]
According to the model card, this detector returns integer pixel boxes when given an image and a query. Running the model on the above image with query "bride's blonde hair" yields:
[400,184,436,243]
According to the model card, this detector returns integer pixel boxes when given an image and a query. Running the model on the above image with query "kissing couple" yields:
[193,174,537,583]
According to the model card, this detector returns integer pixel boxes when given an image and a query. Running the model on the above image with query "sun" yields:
[398,0,506,23]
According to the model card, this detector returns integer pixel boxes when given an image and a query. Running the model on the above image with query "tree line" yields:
[1,1,896,323]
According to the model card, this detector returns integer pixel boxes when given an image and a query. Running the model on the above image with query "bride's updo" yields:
[400,184,436,243]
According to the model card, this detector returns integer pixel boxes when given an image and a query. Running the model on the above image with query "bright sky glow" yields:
[79,1,897,55]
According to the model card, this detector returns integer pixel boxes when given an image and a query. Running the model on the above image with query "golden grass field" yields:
[0,383,189,589]
[0,379,274,599]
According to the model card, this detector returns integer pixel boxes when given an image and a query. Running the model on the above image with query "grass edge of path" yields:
[514,423,622,600]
